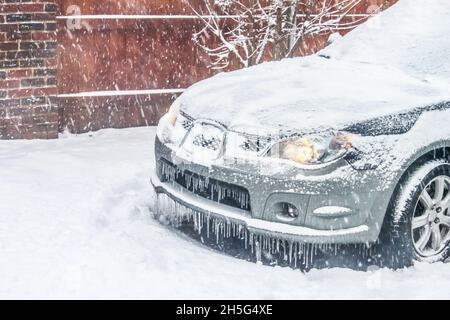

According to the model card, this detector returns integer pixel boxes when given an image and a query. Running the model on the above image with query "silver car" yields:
[151,1,450,268]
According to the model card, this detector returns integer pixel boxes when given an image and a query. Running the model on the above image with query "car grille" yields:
[157,159,251,211]
[192,134,222,151]
[239,134,273,153]
[181,118,194,131]
[179,111,194,131]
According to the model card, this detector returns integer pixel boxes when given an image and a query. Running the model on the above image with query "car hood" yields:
[179,0,450,134]
[180,56,448,133]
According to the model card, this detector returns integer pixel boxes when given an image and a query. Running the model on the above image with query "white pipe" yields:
[58,89,185,98]
[56,14,371,20]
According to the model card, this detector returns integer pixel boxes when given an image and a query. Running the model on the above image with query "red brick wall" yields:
[0,0,59,139]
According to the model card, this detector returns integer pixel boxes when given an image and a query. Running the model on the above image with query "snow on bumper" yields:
[151,172,372,244]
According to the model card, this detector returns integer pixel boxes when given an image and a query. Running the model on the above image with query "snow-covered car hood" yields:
[179,0,450,134]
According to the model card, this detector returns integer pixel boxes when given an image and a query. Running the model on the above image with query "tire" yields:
[378,159,450,268]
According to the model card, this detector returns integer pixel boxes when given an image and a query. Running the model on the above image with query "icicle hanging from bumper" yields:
[154,192,369,269]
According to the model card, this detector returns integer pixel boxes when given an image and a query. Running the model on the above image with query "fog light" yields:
[274,202,299,222]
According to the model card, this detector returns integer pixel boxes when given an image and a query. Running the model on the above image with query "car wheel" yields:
[380,159,450,268]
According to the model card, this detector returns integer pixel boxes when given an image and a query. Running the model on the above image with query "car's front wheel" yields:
[380,159,450,268]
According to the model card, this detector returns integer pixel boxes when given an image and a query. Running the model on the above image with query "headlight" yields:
[269,132,356,166]
[156,97,182,143]
[166,97,181,126]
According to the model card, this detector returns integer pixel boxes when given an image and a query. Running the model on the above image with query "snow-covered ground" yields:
[1,127,450,299]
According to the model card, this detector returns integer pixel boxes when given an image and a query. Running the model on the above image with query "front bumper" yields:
[151,172,372,244]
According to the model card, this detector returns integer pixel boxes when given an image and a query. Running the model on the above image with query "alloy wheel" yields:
[412,176,450,257]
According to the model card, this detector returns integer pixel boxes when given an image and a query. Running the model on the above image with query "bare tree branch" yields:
[191,0,370,69]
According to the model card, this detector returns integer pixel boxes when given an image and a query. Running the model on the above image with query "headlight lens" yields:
[166,97,181,126]
[269,132,356,166]
[156,97,182,144]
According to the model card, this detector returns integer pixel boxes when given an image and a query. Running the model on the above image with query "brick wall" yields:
[0,0,59,139]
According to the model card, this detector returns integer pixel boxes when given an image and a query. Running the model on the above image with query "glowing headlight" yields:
[269,132,356,166]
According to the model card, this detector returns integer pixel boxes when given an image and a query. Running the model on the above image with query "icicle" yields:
[255,237,262,263]
[155,191,364,270]
[244,229,248,249]
[215,219,219,244]
[288,241,293,264]
[282,240,287,261]
[293,242,298,268]
[206,214,210,239]
[302,244,306,266]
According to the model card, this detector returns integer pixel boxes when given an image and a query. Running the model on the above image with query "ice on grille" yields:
[158,160,251,211]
